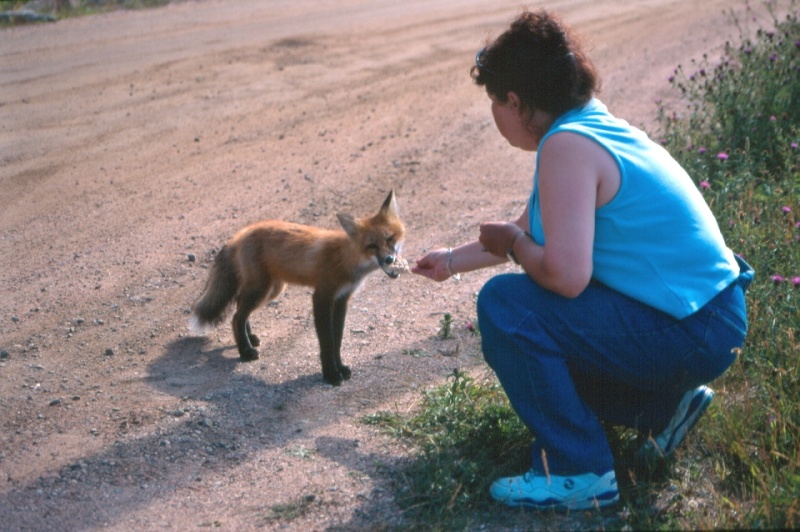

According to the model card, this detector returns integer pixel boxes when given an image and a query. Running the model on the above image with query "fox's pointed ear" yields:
[379,189,398,218]
[337,212,361,240]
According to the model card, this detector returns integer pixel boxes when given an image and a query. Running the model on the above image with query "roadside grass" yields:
[0,0,174,25]
[365,1,800,529]
[363,369,531,529]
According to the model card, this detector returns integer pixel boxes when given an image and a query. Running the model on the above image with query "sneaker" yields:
[638,385,714,462]
[490,470,619,510]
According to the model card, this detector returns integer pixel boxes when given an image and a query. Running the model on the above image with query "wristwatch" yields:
[506,231,531,265]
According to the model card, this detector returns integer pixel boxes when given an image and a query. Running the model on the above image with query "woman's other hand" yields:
[479,222,522,258]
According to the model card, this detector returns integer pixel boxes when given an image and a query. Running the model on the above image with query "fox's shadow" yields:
[147,335,327,433]
[0,335,344,529]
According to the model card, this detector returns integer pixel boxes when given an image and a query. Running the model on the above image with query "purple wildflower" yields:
[700,181,710,190]
[717,152,729,161]
[698,147,707,154]
[782,206,792,214]
[793,277,800,287]
[772,275,784,284]
[791,142,798,149]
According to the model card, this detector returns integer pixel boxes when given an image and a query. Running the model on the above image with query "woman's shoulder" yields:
[540,129,619,176]
[552,99,616,128]
[541,100,615,153]
[548,99,652,150]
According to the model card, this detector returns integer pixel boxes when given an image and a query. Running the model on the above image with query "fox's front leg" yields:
[312,290,345,385]
[332,294,351,380]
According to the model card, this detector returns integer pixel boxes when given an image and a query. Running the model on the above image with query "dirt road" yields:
[0,0,748,528]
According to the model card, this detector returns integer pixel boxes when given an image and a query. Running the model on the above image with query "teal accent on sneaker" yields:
[490,470,619,510]
[638,385,714,462]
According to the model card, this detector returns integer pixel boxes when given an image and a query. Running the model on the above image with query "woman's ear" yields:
[506,92,522,113]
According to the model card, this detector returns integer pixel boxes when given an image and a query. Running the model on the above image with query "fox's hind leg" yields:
[232,286,266,361]
[233,279,285,360]
[245,321,260,347]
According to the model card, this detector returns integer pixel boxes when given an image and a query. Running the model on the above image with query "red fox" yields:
[190,190,406,385]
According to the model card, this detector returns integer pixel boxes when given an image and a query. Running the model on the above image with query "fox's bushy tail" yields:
[189,245,239,334]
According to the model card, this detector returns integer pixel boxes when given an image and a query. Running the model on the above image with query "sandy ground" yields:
[0,0,755,529]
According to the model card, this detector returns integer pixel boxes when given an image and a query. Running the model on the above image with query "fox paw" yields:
[339,365,352,380]
[323,372,343,386]
[239,347,260,361]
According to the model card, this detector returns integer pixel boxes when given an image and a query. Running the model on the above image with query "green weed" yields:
[438,312,454,339]
[363,369,529,528]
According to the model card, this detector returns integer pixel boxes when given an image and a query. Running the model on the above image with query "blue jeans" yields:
[476,257,753,476]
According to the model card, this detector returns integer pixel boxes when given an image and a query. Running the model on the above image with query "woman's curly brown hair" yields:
[472,9,599,117]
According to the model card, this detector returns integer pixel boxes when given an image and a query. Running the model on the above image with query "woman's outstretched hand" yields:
[411,248,452,282]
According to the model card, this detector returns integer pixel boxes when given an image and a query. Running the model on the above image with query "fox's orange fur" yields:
[190,190,405,385]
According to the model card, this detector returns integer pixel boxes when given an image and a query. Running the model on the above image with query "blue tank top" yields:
[529,99,739,319]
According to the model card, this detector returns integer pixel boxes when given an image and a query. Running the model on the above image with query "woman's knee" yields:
[478,274,530,369]
[477,276,504,366]
[477,275,512,333]
[478,273,517,309]
[476,275,497,313]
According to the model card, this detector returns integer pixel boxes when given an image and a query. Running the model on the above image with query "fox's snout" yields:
[379,251,405,278]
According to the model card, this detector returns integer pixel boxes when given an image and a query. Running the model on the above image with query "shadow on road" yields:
[0,335,409,529]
